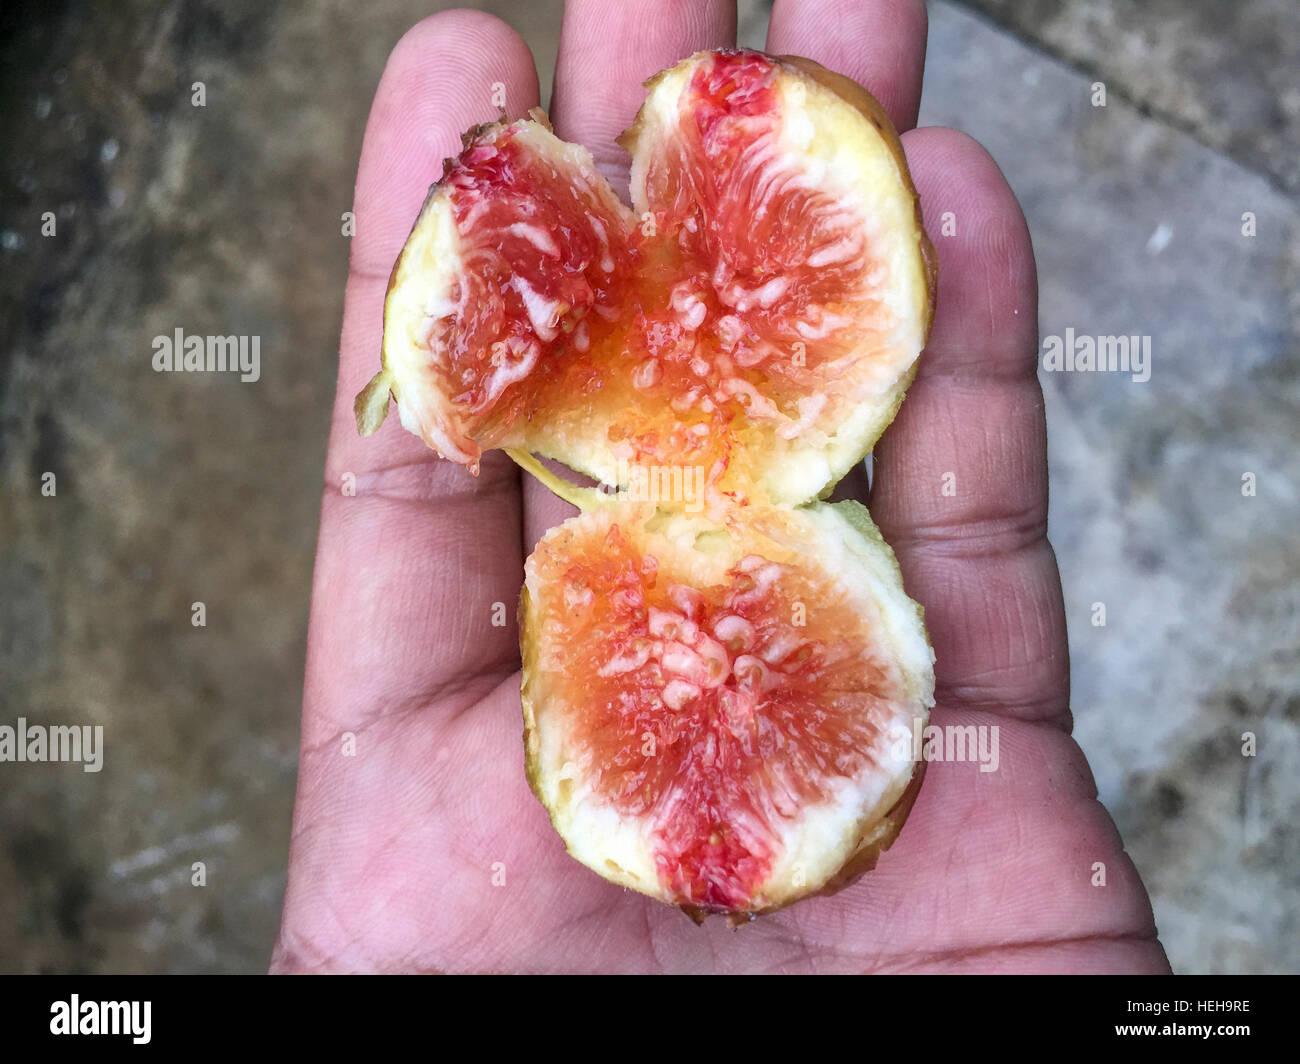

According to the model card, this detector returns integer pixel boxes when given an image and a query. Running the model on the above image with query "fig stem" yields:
[354,368,395,436]
[505,447,613,511]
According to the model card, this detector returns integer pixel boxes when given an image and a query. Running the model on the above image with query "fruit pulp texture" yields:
[435,51,889,497]
[538,520,902,910]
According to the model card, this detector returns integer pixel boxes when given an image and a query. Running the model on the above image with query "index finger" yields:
[308,11,540,742]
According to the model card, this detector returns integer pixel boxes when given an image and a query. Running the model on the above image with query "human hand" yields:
[271,0,1169,974]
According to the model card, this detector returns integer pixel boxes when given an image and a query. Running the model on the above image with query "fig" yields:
[358,49,937,918]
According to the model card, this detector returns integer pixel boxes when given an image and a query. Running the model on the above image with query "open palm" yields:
[271,0,1169,974]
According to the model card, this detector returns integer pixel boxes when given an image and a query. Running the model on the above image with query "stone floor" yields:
[0,0,1295,973]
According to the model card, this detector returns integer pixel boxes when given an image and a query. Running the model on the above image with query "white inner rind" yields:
[383,192,469,461]
[522,500,935,910]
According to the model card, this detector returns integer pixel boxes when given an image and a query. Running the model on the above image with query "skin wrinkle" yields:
[641,896,662,971]
[891,511,1049,556]
[276,854,375,972]
[934,684,1070,726]
[278,925,1164,975]
[298,703,417,759]
[552,0,737,194]
[303,588,519,721]
[272,6,1168,975]
[321,466,516,506]
[345,264,397,285]
[442,667,521,727]
[299,657,519,757]
[880,929,1164,975]
[915,358,1038,381]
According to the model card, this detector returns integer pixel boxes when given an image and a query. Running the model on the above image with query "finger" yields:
[870,127,1070,727]
[308,11,541,741]
[766,0,928,131]
[524,0,737,551]
[550,0,737,197]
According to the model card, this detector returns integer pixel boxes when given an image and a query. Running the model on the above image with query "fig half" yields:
[357,49,937,920]
[358,49,935,509]
[523,499,932,917]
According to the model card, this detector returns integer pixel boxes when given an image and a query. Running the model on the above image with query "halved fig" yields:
[356,48,939,921]
[522,500,933,917]
[358,49,935,508]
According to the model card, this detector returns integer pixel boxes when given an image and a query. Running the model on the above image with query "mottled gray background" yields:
[1,0,1295,973]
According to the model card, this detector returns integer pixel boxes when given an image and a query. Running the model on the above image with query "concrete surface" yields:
[0,0,1295,973]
